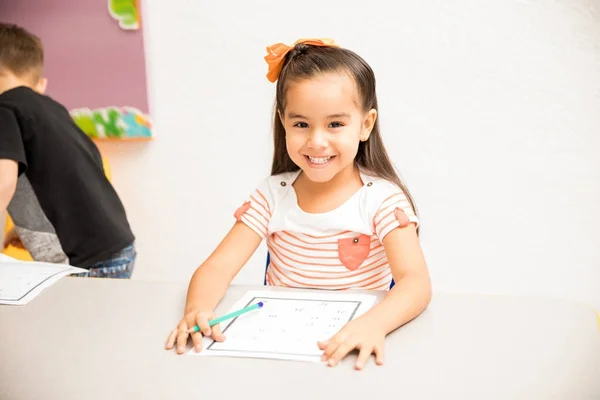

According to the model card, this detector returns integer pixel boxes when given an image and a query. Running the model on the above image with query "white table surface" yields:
[0,277,598,400]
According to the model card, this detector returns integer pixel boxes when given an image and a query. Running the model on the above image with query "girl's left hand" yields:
[317,316,386,370]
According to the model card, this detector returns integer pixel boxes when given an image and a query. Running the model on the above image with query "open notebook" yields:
[0,254,86,305]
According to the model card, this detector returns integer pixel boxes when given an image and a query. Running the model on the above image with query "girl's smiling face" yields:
[279,72,377,184]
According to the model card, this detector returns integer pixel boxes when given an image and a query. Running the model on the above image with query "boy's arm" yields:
[0,159,18,215]
[0,107,27,215]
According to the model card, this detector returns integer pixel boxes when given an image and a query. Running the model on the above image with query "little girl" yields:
[166,38,431,370]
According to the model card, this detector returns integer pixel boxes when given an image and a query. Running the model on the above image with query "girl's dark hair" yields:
[270,43,418,218]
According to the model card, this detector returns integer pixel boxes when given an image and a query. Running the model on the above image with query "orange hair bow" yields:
[264,38,339,83]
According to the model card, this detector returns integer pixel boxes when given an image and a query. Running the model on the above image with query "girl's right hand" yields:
[165,310,226,354]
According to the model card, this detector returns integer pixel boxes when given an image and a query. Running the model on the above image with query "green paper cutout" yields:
[108,0,140,30]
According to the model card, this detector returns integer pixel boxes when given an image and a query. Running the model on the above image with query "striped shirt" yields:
[235,170,419,291]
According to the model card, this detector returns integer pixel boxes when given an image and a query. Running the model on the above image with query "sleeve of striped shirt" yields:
[373,186,419,241]
[233,178,274,239]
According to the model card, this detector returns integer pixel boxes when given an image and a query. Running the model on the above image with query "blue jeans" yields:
[74,243,137,279]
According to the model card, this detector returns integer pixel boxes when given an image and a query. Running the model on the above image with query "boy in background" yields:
[0,23,136,278]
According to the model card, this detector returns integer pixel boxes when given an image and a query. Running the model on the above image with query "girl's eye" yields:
[329,122,344,128]
[293,122,308,128]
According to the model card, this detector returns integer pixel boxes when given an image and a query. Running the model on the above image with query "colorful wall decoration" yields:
[1,0,152,140]
[108,0,141,30]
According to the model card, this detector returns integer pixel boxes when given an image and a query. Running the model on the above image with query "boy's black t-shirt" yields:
[0,86,135,268]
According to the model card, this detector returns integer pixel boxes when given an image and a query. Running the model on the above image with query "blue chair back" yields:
[264,252,395,289]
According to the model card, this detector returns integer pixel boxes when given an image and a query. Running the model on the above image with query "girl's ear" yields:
[360,109,377,141]
[277,109,284,125]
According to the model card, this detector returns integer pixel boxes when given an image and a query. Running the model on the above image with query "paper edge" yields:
[0,262,87,305]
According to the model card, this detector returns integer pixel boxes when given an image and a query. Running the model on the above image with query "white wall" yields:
[97,0,600,310]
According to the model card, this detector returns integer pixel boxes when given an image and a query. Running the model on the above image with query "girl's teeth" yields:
[308,156,331,164]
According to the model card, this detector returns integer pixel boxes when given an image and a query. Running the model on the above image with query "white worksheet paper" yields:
[189,290,377,362]
[0,256,86,305]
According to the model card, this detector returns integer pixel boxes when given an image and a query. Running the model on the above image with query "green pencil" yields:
[187,301,264,333]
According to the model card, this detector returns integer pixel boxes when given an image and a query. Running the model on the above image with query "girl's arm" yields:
[166,221,262,353]
[318,222,431,369]
[365,223,432,333]
[184,221,263,314]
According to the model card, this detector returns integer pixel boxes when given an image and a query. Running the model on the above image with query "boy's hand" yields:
[3,228,24,249]
[318,315,386,370]
[165,310,226,354]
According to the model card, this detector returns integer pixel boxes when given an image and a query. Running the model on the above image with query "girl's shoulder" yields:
[359,171,404,200]
[247,170,301,204]
[358,170,419,230]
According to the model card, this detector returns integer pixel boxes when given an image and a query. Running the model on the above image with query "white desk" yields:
[0,278,598,399]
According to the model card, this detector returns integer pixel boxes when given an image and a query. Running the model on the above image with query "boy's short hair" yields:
[0,23,44,83]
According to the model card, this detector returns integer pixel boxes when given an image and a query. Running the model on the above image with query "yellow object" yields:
[2,156,112,261]
[102,155,112,181]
